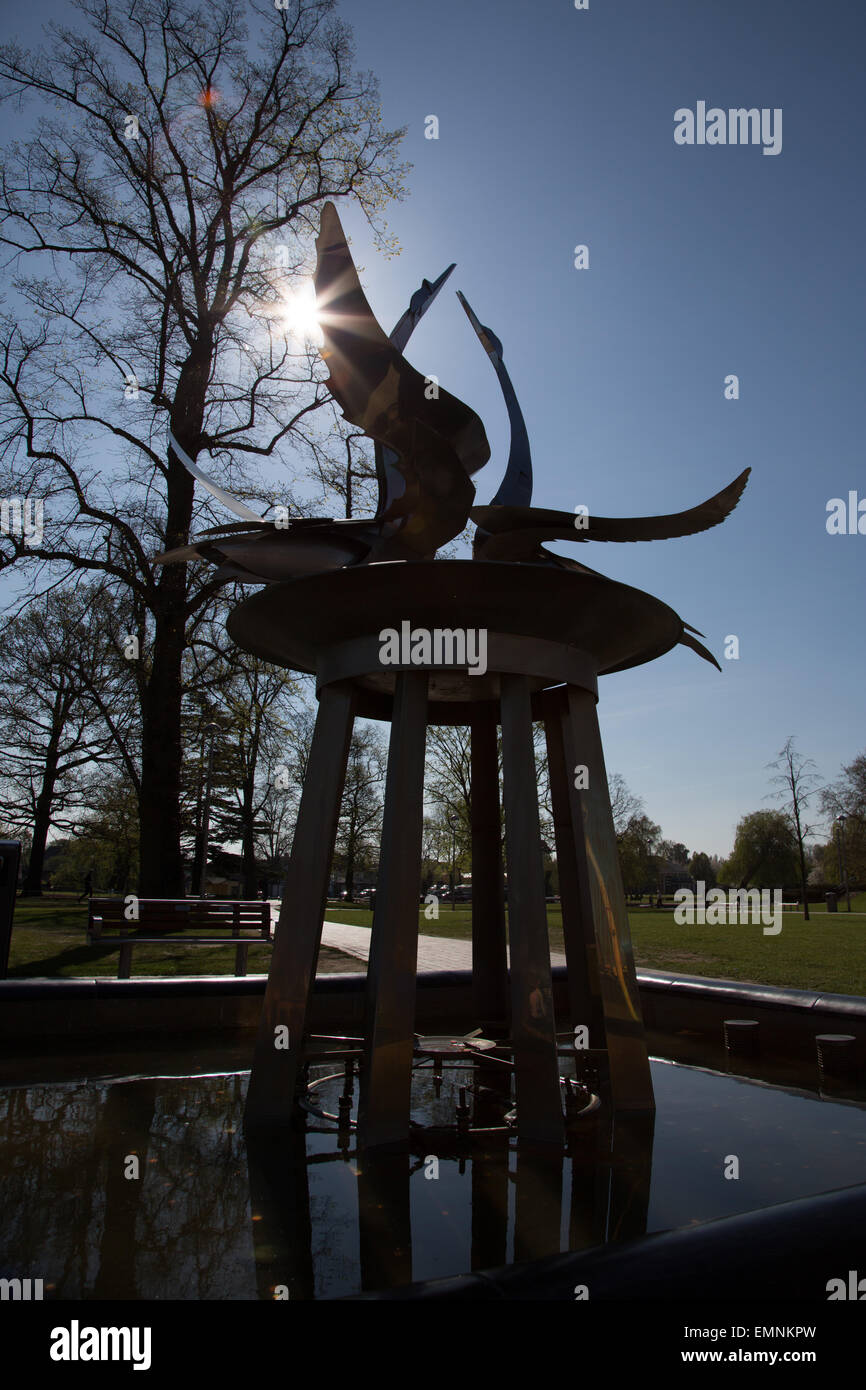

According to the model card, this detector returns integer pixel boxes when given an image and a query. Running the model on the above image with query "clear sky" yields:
[3,0,865,858]
[341,0,866,857]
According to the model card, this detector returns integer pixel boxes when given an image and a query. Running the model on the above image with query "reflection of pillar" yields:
[357,1152,412,1291]
[244,683,355,1134]
[246,1128,314,1301]
[514,1148,564,1265]
[357,672,428,1150]
[470,707,508,1032]
[606,1110,655,1243]
[470,1057,512,1270]
[554,684,654,1114]
[568,1111,615,1253]
[500,674,564,1146]
[93,1079,157,1300]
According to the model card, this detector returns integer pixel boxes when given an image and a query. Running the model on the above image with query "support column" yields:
[357,671,428,1149]
[543,689,605,1051]
[470,706,508,1031]
[561,684,654,1112]
[499,673,564,1146]
[244,681,355,1134]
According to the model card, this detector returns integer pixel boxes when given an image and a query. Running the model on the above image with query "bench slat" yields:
[90,936,271,946]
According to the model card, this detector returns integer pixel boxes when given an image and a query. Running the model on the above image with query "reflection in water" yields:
[3,1059,866,1299]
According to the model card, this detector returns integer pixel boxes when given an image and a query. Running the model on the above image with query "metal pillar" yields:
[499,673,565,1146]
[558,684,654,1112]
[242,605,653,1145]
[357,671,428,1149]
[470,706,508,1031]
[244,682,355,1134]
[542,692,605,1051]
[0,841,21,979]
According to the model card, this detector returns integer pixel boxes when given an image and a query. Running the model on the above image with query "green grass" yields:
[9,893,866,996]
[325,896,866,997]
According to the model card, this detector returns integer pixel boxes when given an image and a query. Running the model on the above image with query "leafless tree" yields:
[0,0,407,892]
[766,735,819,919]
[0,583,137,892]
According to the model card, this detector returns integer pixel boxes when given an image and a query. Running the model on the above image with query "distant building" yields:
[660,862,694,895]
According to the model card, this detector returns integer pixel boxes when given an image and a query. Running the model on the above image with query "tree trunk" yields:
[21,759,59,895]
[344,828,356,902]
[138,608,188,896]
[137,339,210,897]
[797,838,810,921]
[241,780,258,898]
[20,691,67,896]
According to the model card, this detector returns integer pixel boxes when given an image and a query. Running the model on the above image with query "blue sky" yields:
[337,0,866,856]
[4,0,864,858]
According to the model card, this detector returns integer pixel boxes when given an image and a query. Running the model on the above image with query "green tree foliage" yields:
[658,840,689,866]
[721,809,799,888]
[820,751,866,886]
[688,851,717,888]
[617,814,662,895]
[51,776,140,894]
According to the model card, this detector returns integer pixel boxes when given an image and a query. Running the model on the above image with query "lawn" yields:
[324,897,866,997]
[7,894,866,996]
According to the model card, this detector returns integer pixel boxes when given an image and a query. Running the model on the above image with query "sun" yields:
[279,281,323,346]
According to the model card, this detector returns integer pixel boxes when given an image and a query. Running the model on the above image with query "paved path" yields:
[268,903,568,973]
[318,918,567,973]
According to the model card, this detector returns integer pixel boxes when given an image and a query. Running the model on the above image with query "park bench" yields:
[86,897,272,979]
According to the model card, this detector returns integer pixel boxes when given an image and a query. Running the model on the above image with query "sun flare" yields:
[279,281,323,346]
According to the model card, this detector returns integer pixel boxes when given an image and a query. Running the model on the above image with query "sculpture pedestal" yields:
[235,562,671,1147]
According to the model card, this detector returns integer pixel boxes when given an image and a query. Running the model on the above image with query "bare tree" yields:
[202,637,301,896]
[425,725,474,841]
[0,584,134,893]
[334,724,386,902]
[0,0,407,893]
[766,736,819,919]
[608,772,644,837]
[819,750,866,895]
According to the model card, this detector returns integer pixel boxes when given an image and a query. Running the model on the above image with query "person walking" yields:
[77,870,93,904]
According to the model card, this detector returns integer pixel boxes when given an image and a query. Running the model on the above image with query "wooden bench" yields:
[86,897,273,978]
